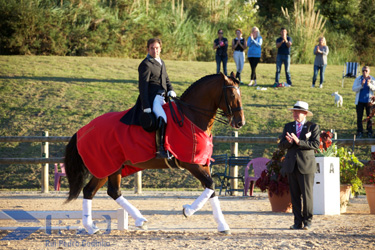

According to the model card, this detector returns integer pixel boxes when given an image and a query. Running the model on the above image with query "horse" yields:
[64,72,245,235]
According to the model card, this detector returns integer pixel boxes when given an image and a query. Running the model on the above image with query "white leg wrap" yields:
[183,188,214,217]
[210,196,230,232]
[82,199,99,234]
[116,196,147,227]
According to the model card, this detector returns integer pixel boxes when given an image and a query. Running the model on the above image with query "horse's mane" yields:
[180,74,222,100]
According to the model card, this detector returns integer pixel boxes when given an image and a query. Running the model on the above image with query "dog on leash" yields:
[331,92,343,107]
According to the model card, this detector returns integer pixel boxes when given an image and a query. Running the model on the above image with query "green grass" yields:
[0,56,370,190]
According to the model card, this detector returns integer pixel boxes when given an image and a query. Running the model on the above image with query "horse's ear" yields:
[230,72,236,78]
[220,72,228,82]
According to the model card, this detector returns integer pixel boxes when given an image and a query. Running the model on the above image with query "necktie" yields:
[296,123,302,138]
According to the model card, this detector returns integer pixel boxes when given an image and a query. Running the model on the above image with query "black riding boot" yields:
[238,72,241,82]
[155,117,169,159]
[235,72,239,79]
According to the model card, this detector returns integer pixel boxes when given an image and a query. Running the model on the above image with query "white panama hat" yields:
[288,101,313,116]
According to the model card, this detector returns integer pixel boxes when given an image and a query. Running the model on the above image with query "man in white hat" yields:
[279,101,320,230]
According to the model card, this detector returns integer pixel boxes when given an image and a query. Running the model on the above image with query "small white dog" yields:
[331,92,343,107]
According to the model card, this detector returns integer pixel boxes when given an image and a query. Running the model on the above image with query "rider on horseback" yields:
[120,38,176,159]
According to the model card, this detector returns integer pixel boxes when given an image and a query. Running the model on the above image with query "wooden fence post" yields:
[134,171,142,194]
[41,131,49,193]
[230,131,238,196]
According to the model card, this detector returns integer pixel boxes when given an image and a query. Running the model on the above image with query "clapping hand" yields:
[286,132,300,145]
[362,77,368,86]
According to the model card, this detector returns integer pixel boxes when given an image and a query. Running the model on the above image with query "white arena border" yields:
[0,209,128,230]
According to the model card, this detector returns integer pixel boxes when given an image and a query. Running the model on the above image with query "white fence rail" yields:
[0,132,371,194]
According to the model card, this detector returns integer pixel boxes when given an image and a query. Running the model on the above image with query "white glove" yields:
[168,90,177,98]
[143,108,151,113]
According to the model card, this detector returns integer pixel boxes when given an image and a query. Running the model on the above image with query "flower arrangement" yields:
[255,149,289,197]
[336,147,363,195]
[315,130,336,157]
[358,152,375,185]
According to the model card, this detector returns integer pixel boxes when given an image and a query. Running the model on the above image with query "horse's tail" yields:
[64,133,88,203]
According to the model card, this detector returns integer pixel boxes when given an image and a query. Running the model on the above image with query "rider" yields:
[120,38,176,158]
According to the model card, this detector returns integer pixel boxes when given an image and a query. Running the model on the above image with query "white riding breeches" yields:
[153,94,167,123]
[233,50,245,73]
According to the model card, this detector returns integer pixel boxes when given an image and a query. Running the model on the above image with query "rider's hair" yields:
[147,38,162,48]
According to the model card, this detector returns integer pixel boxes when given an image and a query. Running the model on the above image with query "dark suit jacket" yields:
[278,121,320,174]
[121,55,174,125]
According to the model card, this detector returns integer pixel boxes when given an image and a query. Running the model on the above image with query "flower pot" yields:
[363,184,375,214]
[268,191,292,213]
[340,184,352,213]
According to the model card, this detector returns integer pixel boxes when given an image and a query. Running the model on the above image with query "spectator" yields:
[247,26,263,86]
[279,101,320,230]
[352,66,375,138]
[275,28,293,87]
[312,37,329,88]
[232,29,247,84]
[213,29,228,76]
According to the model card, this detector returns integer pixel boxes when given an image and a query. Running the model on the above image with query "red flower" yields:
[319,131,333,152]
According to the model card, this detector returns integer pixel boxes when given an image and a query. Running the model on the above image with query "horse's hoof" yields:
[182,208,188,218]
[136,221,148,230]
[219,230,231,235]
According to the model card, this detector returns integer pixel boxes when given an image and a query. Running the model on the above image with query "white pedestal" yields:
[313,157,340,215]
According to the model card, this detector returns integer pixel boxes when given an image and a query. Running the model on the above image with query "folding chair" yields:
[210,154,228,195]
[224,156,251,196]
[243,157,270,196]
[342,62,360,88]
[54,163,66,191]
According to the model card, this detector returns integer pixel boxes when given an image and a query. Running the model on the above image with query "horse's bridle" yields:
[219,84,243,117]
[170,81,243,126]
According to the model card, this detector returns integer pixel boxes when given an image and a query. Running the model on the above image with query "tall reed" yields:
[282,0,326,64]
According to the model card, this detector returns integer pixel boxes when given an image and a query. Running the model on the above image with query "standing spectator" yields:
[232,29,247,84]
[312,37,329,88]
[279,101,320,230]
[275,28,293,87]
[352,66,375,138]
[213,29,228,76]
[247,26,262,86]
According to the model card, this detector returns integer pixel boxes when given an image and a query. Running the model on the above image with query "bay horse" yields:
[64,72,245,234]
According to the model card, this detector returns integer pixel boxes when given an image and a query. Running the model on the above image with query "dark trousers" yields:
[312,64,327,86]
[287,165,314,227]
[248,57,260,80]
[216,54,228,76]
[356,102,372,134]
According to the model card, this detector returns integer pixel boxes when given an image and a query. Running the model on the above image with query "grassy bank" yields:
[0,56,369,190]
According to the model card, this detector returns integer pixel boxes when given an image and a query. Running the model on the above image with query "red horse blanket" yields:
[77,103,213,178]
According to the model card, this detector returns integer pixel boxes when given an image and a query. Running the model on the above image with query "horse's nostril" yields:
[237,121,243,127]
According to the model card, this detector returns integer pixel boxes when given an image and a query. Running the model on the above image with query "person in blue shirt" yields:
[352,66,375,138]
[275,28,293,87]
[247,26,263,86]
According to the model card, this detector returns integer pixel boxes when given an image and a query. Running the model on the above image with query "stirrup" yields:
[155,149,172,159]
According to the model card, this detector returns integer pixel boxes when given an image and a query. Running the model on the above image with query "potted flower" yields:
[255,149,292,213]
[335,147,363,212]
[315,131,336,157]
[358,153,375,214]
[315,131,363,213]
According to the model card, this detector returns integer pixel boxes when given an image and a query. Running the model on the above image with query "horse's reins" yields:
[169,82,243,126]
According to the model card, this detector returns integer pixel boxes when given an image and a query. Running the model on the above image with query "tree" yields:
[316,0,359,32]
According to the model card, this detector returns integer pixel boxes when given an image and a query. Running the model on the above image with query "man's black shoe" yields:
[357,132,363,138]
[368,132,373,138]
[289,224,302,230]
